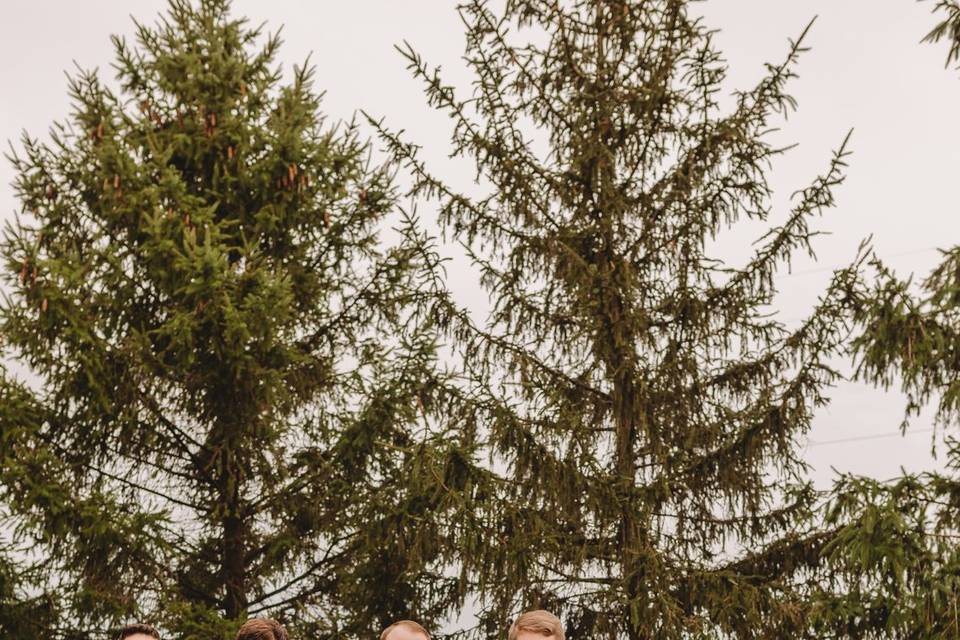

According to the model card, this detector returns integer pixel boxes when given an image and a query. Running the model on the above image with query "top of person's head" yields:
[508,610,564,640]
[235,618,289,640]
[379,619,431,640]
[117,623,161,640]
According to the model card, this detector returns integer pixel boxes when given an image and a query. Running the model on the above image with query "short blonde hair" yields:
[380,620,431,640]
[508,610,564,640]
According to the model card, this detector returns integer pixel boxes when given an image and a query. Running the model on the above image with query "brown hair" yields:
[380,620,431,640]
[235,618,289,640]
[508,610,564,640]
[117,623,161,640]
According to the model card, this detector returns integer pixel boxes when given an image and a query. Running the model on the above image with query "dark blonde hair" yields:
[508,610,564,640]
[117,623,161,640]
[380,619,431,640]
[235,618,289,640]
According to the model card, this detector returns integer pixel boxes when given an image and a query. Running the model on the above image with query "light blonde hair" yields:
[508,610,564,640]
[380,620,431,640]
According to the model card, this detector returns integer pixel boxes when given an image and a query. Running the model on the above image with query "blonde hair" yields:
[508,610,564,640]
[380,620,431,640]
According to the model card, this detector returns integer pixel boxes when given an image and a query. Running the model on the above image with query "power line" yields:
[775,246,940,281]
[772,245,944,326]
[806,427,938,448]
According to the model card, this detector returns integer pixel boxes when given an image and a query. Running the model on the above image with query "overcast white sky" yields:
[2,0,959,489]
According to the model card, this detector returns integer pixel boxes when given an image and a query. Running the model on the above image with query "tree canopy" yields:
[373,0,865,637]
[0,1,464,637]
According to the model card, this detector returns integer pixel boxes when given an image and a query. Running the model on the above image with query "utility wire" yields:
[807,427,939,448]
[775,246,940,281]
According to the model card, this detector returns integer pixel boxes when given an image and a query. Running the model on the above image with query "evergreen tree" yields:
[372,1,865,637]
[813,253,960,639]
[0,1,462,637]
[809,6,960,636]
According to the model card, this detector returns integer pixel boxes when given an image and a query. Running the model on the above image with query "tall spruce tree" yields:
[809,5,960,636]
[372,1,865,637]
[0,1,462,638]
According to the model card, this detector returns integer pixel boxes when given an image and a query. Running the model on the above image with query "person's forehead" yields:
[386,627,429,640]
[124,634,157,640]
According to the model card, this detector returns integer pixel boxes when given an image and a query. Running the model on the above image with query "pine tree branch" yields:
[246,533,356,609]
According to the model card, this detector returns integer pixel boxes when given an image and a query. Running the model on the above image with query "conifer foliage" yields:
[923,0,960,69]
[0,535,55,640]
[0,1,456,637]
[374,1,863,637]
[815,254,960,639]
[809,6,960,636]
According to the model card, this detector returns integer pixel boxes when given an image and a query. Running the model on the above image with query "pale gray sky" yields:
[2,0,959,489]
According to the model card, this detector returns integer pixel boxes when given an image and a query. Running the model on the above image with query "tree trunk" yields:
[220,444,247,619]
[615,373,644,640]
